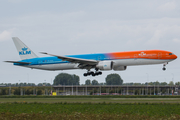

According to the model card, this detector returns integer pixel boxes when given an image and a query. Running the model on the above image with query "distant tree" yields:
[15,83,19,86]
[154,81,160,85]
[175,82,180,85]
[147,82,153,85]
[53,73,80,85]
[19,83,24,86]
[92,80,99,85]
[14,88,20,95]
[169,81,174,85]
[99,83,105,85]
[38,83,43,86]
[134,83,142,85]
[46,83,51,86]
[37,90,42,95]
[42,83,46,86]
[25,89,33,95]
[124,83,133,85]
[145,82,148,85]
[105,73,123,85]
[31,83,36,86]
[0,89,7,95]
[27,83,32,86]
[23,83,27,86]
[85,80,91,85]
[160,82,167,85]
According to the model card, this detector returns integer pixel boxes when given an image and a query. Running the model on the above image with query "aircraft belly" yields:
[29,63,78,70]
[113,59,171,66]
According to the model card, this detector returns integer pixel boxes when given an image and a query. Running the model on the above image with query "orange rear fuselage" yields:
[108,50,177,60]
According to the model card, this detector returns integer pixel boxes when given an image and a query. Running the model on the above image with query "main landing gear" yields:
[162,62,168,71]
[83,69,102,77]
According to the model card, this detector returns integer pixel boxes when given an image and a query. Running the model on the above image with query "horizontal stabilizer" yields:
[5,61,31,65]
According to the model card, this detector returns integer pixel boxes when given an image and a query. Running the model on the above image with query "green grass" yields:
[0,98,180,103]
[0,102,180,119]
[0,103,180,119]
[1,97,180,119]
[1,112,180,120]
[0,103,179,116]
[1,95,180,98]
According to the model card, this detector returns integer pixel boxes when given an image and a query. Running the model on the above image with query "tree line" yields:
[0,86,52,95]
[1,73,179,87]
[0,83,52,87]
[123,81,179,86]
[53,73,123,85]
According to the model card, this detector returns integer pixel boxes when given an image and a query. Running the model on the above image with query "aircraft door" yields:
[134,54,139,64]
[158,53,162,59]
[97,56,101,60]
[38,60,42,65]
[134,54,138,59]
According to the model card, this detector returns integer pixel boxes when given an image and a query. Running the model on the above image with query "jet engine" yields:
[113,65,127,71]
[96,61,113,70]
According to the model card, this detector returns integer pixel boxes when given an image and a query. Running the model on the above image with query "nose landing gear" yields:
[162,62,168,71]
[162,67,166,71]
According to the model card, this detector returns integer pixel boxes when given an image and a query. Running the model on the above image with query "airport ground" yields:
[0,102,180,120]
[1,97,180,103]
[0,97,180,119]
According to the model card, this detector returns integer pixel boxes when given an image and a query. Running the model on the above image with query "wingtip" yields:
[40,52,48,54]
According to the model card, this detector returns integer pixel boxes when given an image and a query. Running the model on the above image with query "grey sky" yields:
[0,0,180,84]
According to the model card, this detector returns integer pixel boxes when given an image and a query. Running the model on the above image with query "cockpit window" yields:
[169,53,174,55]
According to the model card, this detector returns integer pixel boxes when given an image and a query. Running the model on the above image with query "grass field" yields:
[0,98,180,103]
[0,102,180,119]
[0,97,180,119]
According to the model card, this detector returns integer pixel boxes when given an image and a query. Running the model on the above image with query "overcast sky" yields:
[0,0,180,84]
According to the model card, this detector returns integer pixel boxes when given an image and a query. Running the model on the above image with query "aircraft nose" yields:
[174,54,178,59]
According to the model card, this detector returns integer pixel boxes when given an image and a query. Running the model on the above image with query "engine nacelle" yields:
[96,61,113,70]
[113,65,127,71]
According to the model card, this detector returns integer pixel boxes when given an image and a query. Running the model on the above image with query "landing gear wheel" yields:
[99,71,102,75]
[83,70,103,76]
[92,73,95,76]
[90,71,94,75]
[83,73,87,76]
[163,68,166,71]
[94,72,98,76]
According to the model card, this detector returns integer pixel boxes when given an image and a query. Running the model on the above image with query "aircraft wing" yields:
[41,52,98,68]
[5,61,31,65]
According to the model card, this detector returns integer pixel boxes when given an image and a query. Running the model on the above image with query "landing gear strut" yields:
[162,62,168,71]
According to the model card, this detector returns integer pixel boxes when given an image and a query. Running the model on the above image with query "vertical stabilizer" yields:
[12,37,38,60]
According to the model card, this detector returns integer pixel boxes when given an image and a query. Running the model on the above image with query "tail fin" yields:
[12,37,38,60]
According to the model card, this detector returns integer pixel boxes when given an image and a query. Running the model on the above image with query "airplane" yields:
[5,37,177,77]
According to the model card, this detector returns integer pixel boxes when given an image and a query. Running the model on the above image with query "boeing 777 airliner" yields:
[5,37,177,76]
